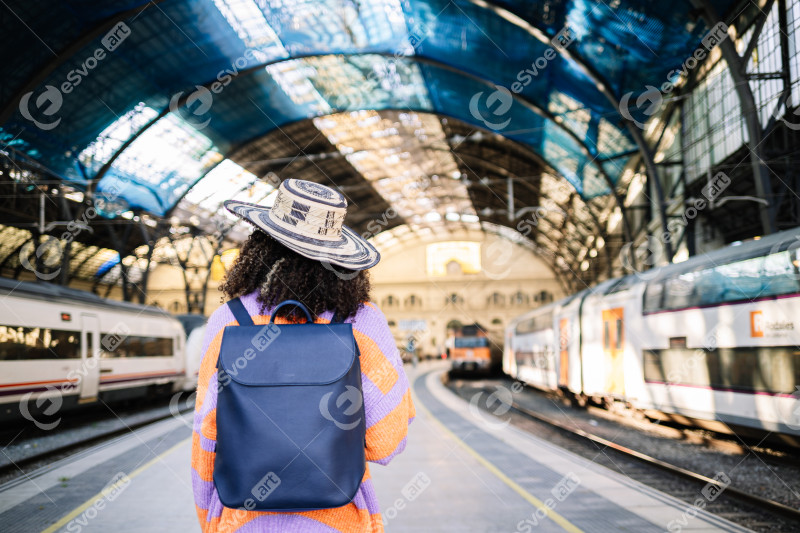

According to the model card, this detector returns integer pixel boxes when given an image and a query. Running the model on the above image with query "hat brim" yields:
[224,200,380,271]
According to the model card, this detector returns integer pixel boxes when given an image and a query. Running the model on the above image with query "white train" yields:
[505,228,800,440]
[0,278,205,425]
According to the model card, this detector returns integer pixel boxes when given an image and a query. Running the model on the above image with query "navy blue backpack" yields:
[214,298,366,511]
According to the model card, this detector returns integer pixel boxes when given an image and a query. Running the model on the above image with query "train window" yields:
[643,281,664,312]
[100,334,174,358]
[515,311,553,334]
[603,322,610,349]
[643,249,800,313]
[454,337,489,348]
[605,277,635,294]
[0,325,81,360]
[644,346,800,394]
[616,319,623,345]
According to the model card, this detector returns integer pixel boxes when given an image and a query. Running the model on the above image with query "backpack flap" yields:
[217,323,356,386]
[214,307,366,512]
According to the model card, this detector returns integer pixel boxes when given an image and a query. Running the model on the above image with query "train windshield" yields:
[454,337,489,348]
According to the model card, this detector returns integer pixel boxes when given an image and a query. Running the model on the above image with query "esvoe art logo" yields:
[19,22,131,130]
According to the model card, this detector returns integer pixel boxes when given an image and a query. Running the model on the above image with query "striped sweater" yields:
[192,291,415,532]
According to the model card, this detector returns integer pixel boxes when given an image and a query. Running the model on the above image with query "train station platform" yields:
[0,362,752,532]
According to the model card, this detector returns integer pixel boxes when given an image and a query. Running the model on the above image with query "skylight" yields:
[313,110,475,227]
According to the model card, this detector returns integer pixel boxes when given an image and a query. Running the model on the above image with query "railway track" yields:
[472,383,800,524]
[0,404,194,480]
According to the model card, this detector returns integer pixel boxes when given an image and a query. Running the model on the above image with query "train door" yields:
[558,318,569,387]
[602,308,625,396]
[79,314,100,402]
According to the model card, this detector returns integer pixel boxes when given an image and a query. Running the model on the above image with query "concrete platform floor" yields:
[0,361,752,532]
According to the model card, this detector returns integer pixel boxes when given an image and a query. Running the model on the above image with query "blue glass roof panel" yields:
[0,0,738,214]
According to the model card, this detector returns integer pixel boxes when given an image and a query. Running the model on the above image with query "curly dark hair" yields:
[220,230,372,321]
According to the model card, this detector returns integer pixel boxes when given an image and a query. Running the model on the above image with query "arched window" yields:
[382,295,399,308]
[446,319,463,330]
[445,293,464,306]
[405,294,422,308]
[487,292,505,307]
[491,317,503,326]
[510,291,529,306]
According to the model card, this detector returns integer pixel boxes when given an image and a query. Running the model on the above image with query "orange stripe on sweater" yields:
[201,408,217,441]
[404,388,416,420]
[195,505,209,529]
[353,330,397,395]
[192,432,216,482]
[200,504,373,533]
[365,399,409,461]
[195,324,231,407]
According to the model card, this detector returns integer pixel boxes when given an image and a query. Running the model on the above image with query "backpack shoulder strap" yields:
[227,297,254,326]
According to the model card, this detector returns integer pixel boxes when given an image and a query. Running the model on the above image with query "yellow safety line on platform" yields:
[415,381,583,533]
[41,437,190,533]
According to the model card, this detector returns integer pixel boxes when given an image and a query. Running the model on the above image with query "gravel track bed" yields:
[448,376,800,533]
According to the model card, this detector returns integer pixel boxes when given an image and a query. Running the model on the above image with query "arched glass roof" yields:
[0,0,735,218]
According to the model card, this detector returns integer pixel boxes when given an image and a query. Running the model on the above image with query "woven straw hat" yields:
[224,179,380,270]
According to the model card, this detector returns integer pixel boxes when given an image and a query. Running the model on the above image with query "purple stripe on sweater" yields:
[200,305,235,359]
[199,372,219,415]
[192,470,216,507]
[361,373,409,429]
[207,491,225,520]
[193,372,219,436]
[196,432,216,453]
[351,305,402,368]
[353,479,380,512]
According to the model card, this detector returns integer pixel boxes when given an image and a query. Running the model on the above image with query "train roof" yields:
[0,277,174,318]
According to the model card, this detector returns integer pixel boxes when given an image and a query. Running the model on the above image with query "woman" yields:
[192,179,415,532]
